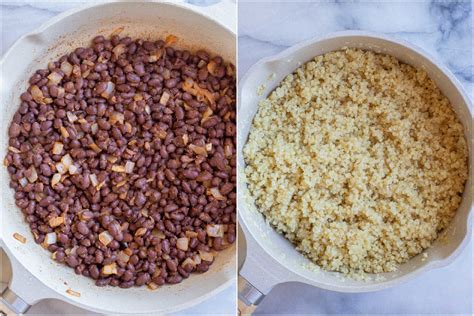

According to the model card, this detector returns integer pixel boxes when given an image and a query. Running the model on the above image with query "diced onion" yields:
[209,187,226,201]
[88,142,102,153]
[19,177,28,187]
[56,162,67,175]
[66,112,78,123]
[61,154,73,168]
[193,254,202,265]
[101,82,115,99]
[109,111,124,125]
[185,231,198,238]
[189,144,207,157]
[26,166,38,183]
[8,146,21,153]
[125,160,135,173]
[51,173,62,187]
[198,250,214,262]
[30,85,44,103]
[181,257,195,268]
[206,143,213,151]
[60,61,73,77]
[98,231,113,246]
[206,224,224,237]
[117,250,130,263]
[90,123,98,134]
[224,145,233,158]
[47,71,63,85]
[60,126,70,138]
[201,107,213,124]
[49,216,65,228]
[160,91,170,105]
[147,282,159,290]
[45,232,57,244]
[52,142,64,155]
[13,232,27,244]
[68,164,79,175]
[112,165,126,172]
[134,227,147,237]
[176,237,189,251]
[102,262,117,275]
[112,44,126,58]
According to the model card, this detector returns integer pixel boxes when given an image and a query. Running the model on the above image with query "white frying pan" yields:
[0,1,236,314]
[237,31,472,308]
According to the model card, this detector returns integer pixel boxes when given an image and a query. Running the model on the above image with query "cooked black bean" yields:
[6,34,236,289]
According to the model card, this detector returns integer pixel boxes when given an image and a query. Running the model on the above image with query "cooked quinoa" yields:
[243,48,468,274]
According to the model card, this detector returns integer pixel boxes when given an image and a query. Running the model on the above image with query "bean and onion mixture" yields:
[5,34,236,288]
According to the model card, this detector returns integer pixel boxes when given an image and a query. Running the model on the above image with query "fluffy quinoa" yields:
[243,48,468,274]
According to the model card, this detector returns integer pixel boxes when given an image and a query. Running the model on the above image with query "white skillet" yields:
[0,1,236,314]
[237,31,472,307]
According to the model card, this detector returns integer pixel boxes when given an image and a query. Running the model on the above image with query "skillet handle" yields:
[0,287,30,315]
[237,276,264,315]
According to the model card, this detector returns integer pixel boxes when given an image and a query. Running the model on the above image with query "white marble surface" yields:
[0,1,235,315]
[239,1,473,315]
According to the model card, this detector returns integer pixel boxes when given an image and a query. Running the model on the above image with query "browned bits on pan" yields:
[6,34,236,288]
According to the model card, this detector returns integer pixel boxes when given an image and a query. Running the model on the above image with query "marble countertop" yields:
[0,1,235,315]
[239,1,473,315]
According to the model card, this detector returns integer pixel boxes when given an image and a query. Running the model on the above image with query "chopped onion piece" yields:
[209,187,226,201]
[60,61,73,77]
[102,262,117,275]
[189,144,208,157]
[90,123,98,134]
[61,154,73,168]
[66,289,81,297]
[66,112,78,123]
[125,160,135,173]
[88,142,102,153]
[60,126,70,138]
[101,82,115,99]
[52,142,64,155]
[160,91,170,105]
[112,165,125,172]
[147,282,159,290]
[19,177,28,187]
[224,144,233,158]
[65,245,78,255]
[47,71,63,85]
[181,257,195,268]
[207,61,218,76]
[49,216,65,228]
[134,227,147,237]
[201,107,213,123]
[145,105,151,114]
[13,232,26,244]
[107,156,119,164]
[117,250,130,263]
[30,85,45,104]
[8,146,21,153]
[51,173,62,187]
[206,224,224,237]
[68,164,79,175]
[199,250,214,262]
[185,231,198,238]
[148,49,163,63]
[45,232,57,244]
[56,162,67,175]
[26,166,38,183]
[112,44,126,58]
[193,254,201,265]
[109,111,124,125]
[206,143,213,151]
[176,237,189,251]
[98,231,113,246]
[72,64,81,77]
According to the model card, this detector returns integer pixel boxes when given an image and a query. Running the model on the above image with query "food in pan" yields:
[5,34,236,288]
[244,48,467,276]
